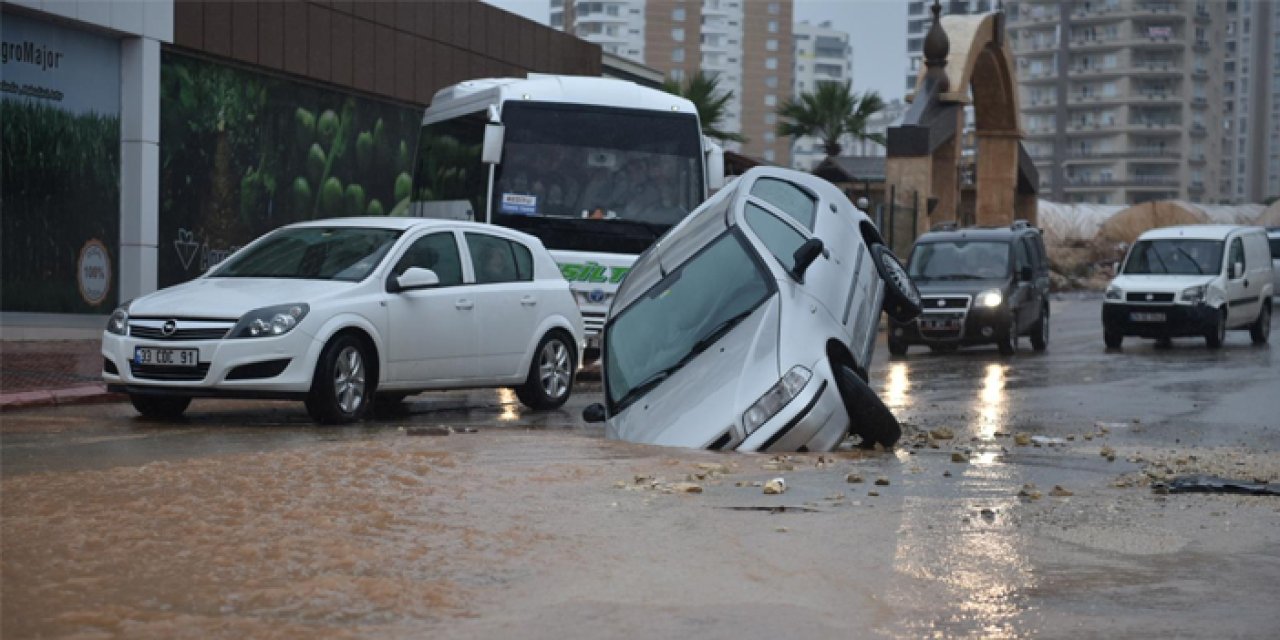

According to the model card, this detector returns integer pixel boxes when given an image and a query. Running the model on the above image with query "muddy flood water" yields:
[4,298,1280,639]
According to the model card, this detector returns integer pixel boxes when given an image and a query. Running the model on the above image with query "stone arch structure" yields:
[886,2,1038,234]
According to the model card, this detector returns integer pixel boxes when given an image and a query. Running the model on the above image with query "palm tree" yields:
[662,71,747,144]
[776,81,885,158]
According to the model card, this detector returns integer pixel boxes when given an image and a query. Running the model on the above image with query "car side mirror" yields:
[394,267,440,292]
[791,238,825,282]
[1020,265,1034,282]
[1231,261,1244,279]
[583,403,607,423]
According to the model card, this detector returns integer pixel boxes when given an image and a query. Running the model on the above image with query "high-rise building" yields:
[1007,0,1231,205]
[790,20,854,170]
[1220,0,1279,203]
[552,0,794,164]
[906,0,998,95]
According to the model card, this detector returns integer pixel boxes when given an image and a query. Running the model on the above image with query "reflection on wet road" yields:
[3,297,1278,638]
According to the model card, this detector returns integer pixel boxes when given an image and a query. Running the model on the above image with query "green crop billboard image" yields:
[159,53,419,286]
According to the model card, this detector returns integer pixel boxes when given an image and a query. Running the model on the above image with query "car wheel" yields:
[996,321,1016,356]
[1104,329,1123,350]
[888,338,908,356]
[129,394,191,419]
[1030,306,1049,352]
[1205,308,1226,349]
[515,331,576,410]
[1249,300,1271,344]
[305,334,371,424]
[870,244,922,323]
[834,364,901,450]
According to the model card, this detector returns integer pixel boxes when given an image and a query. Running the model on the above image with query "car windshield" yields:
[209,227,402,281]
[605,231,773,412]
[908,240,1010,281]
[1122,239,1223,276]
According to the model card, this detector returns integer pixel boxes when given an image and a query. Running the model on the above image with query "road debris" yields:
[405,426,451,436]
[1030,435,1067,446]
[669,482,704,494]
[1161,476,1279,496]
[874,477,890,486]
[929,427,955,440]
[1100,446,1116,461]
[1014,433,1032,446]
[763,478,787,495]
[846,473,864,484]
[951,452,968,463]
[1049,485,1074,497]
[1018,484,1042,500]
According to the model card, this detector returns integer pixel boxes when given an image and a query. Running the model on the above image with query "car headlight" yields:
[1105,286,1122,301]
[105,303,131,335]
[977,289,1003,308]
[230,303,310,338]
[742,366,812,435]
[1181,285,1206,304]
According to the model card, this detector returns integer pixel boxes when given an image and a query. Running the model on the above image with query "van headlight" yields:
[742,366,812,434]
[1105,286,1122,301]
[230,303,310,338]
[977,289,1003,308]
[1181,285,1206,304]
[105,303,131,335]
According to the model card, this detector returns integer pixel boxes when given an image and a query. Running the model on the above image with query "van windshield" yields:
[908,241,1010,281]
[1122,239,1223,276]
[605,231,773,413]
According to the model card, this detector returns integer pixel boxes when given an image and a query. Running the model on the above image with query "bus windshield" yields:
[493,102,703,253]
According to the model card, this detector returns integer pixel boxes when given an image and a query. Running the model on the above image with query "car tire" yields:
[1249,300,1271,344]
[371,393,410,418]
[834,364,901,450]
[1205,308,1226,349]
[870,244,922,323]
[996,322,1016,356]
[1104,329,1123,350]
[1030,306,1049,352]
[129,394,191,419]
[515,331,576,410]
[305,334,372,424]
[888,338,908,356]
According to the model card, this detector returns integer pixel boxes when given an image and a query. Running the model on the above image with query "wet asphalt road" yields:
[3,296,1278,639]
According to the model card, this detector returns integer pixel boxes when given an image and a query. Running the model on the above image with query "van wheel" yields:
[888,338,908,356]
[1030,306,1049,351]
[1250,300,1271,344]
[996,323,1016,356]
[130,394,191,420]
[305,334,371,424]
[1104,329,1123,349]
[871,244,922,323]
[834,364,900,450]
[1205,308,1226,349]
[515,331,576,410]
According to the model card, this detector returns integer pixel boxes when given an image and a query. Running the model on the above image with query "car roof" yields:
[915,227,1031,243]
[1138,224,1260,241]
[281,216,545,248]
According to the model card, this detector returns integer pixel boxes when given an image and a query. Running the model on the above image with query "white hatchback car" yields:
[583,167,921,452]
[103,218,583,422]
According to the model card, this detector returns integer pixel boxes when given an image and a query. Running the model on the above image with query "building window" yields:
[764,150,776,162]
[672,48,685,63]
[766,76,778,89]
[768,20,779,33]
[766,113,776,124]
[671,69,685,82]
[673,7,686,21]
[766,57,778,70]
[765,132,776,143]
[766,39,778,51]
[765,94,777,107]
[673,27,685,42]
[768,2,780,15]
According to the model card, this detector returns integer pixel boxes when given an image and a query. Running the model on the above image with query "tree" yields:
[662,71,747,144]
[776,81,885,158]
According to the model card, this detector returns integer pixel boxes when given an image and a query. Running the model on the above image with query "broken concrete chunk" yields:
[406,426,451,436]
[763,478,787,495]
[951,452,969,463]
[696,462,731,474]
[670,482,704,494]
[929,427,955,440]
[1014,433,1032,446]
[846,473,864,484]
[868,491,880,497]
[1100,446,1117,461]
[874,477,890,486]
[1049,485,1074,497]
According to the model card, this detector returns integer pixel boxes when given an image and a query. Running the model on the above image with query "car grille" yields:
[582,312,606,336]
[129,319,235,341]
[1126,292,1175,303]
[921,296,971,311]
[129,361,211,382]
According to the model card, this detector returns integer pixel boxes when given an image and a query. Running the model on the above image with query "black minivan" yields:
[888,221,1051,356]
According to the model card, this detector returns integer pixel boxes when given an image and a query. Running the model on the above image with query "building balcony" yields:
[1065,176,1181,188]
[1068,65,1127,78]
[1135,2,1187,16]
[1068,36,1126,50]
[1190,123,1208,136]
[1069,93,1129,106]
[1128,60,1182,75]
[1129,90,1184,104]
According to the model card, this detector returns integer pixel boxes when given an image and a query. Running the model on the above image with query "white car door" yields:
[1224,235,1253,327]
[464,232,544,381]
[384,230,480,384]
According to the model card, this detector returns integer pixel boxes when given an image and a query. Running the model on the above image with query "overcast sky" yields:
[481,0,910,101]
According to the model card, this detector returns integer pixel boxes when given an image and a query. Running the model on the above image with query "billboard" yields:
[1,13,121,313]
[158,53,420,286]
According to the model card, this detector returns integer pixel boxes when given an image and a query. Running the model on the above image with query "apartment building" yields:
[1220,0,1279,203]
[1007,0,1229,205]
[790,20,854,170]
[552,0,794,164]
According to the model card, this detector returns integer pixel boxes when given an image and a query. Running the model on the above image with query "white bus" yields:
[410,74,724,361]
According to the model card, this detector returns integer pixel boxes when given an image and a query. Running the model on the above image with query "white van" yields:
[1102,225,1273,349]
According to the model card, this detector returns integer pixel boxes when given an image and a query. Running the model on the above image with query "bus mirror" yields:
[482,123,504,164]
[705,141,725,191]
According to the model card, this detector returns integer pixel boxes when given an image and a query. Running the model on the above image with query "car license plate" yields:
[1130,312,1166,323]
[134,346,198,367]
[921,318,960,330]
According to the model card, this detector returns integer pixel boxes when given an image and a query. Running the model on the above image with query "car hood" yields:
[606,296,780,450]
[1108,274,1214,293]
[127,277,359,319]
[912,279,1008,295]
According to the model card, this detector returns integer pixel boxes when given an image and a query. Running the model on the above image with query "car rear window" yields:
[750,178,816,230]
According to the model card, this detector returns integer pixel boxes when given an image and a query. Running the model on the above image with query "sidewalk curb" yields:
[0,384,125,411]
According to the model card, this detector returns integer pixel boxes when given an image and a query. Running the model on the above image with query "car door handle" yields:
[520,296,537,306]
[455,299,474,310]
[1243,279,1249,288]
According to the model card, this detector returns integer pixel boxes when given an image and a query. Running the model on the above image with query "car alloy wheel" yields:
[333,345,367,414]
[539,339,572,400]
